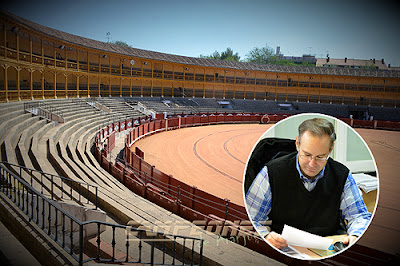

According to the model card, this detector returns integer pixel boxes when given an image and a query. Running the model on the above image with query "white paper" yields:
[281,224,333,250]
[353,173,378,193]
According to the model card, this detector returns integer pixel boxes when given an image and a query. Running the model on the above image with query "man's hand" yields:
[343,235,357,246]
[266,231,288,250]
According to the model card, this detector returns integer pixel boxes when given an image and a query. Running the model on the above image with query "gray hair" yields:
[298,118,336,148]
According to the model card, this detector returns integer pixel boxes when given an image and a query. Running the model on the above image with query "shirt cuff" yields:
[253,222,271,239]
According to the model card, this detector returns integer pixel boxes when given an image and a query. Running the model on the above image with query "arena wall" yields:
[94,112,400,259]
[1,10,399,108]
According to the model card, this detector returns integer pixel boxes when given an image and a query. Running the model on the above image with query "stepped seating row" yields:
[0,97,279,265]
[294,101,350,118]
[1,104,96,204]
[171,97,199,107]
[368,106,400,121]
[138,100,178,113]
[2,98,192,235]
[138,98,229,114]
[1,99,126,202]
[230,99,285,113]
[134,97,400,121]
[190,98,222,108]
[95,97,143,118]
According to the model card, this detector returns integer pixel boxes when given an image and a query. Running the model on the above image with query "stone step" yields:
[18,118,49,170]
[0,219,41,266]
[4,115,40,165]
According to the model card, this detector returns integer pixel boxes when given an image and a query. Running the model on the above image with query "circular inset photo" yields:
[243,113,379,260]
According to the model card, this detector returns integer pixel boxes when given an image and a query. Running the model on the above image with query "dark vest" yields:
[267,152,348,236]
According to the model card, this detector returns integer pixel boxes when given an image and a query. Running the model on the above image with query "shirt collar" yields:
[296,153,325,183]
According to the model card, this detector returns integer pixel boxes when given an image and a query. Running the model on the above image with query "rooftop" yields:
[1,9,400,78]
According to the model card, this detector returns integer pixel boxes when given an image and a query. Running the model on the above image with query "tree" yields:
[245,44,277,64]
[200,51,220,60]
[220,47,241,61]
[113,40,130,47]
[245,44,316,66]
[200,47,241,61]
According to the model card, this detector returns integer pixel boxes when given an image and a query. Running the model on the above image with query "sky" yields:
[3,0,400,66]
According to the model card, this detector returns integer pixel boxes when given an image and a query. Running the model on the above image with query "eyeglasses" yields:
[299,153,329,163]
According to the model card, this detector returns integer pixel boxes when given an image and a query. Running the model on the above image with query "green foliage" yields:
[200,47,241,62]
[221,48,241,61]
[245,44,276,64]
[113,40,130,47]
[200,51,220,60]
[201,43,317,67]
[272,59,316,67]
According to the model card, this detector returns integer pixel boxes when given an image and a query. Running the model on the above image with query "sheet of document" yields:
[353,173,378,193]
[281,224,333,250]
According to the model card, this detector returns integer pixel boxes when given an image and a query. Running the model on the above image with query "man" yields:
[246,118,372,250]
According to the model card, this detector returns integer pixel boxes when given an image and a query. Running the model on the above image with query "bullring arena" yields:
[0,9,400,266]
[131,123,270,206]
[130,120,400,256]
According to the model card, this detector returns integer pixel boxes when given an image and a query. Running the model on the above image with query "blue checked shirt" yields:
[245,154,372,238]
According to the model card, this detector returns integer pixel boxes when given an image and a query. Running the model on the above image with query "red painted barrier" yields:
[108,131,115,151]
[353,120,374,128]
[152,168,170,189]
[149,121,155,132]
[101,155,110,172]
[225,114,235,122]
[179,205,212,222]
[168,118,179,128]
[214,115,223,123]
[144,123,148,134]
[126,118,133,129]
[110,163,123,182]
[131,152,141,171]
[146,186,180,214]
[233,115,242,122]
[200,116,209,124]
[109,123,114,135]
[120,120,126,131]
[250,114,261,122]
[95,112,400,260]
[154,120,160,130]
[185,116,194,125]
[376,120,400,130]
[339,118,351,126]
[193,116,201,124]
[125,173,146,197]
[138,125,144,136]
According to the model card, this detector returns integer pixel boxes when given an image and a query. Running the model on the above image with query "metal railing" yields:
[115,154,247,222]
[24,101,64,123]
[2,162,98,209]
[0,162,204,265]
[86,221,204,265]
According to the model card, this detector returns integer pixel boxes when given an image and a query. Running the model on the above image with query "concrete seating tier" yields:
[4,115,41,165]
[2,97,398,265]
[17,118,48,170]
[135,97,398,121]
[0,98,285,265]
[368,106,400,121]
[95,97,143,117]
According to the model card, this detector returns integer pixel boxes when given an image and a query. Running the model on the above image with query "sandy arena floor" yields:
[132,124,271,206]
[131,124,400,256]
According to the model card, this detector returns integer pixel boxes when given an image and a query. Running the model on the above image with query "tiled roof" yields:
[316,58,388,69]
[1,9,399,78]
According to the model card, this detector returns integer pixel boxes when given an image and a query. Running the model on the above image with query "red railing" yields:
[94,112,400,258]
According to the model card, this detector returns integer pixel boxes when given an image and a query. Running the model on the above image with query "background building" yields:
[316,57,390,70]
